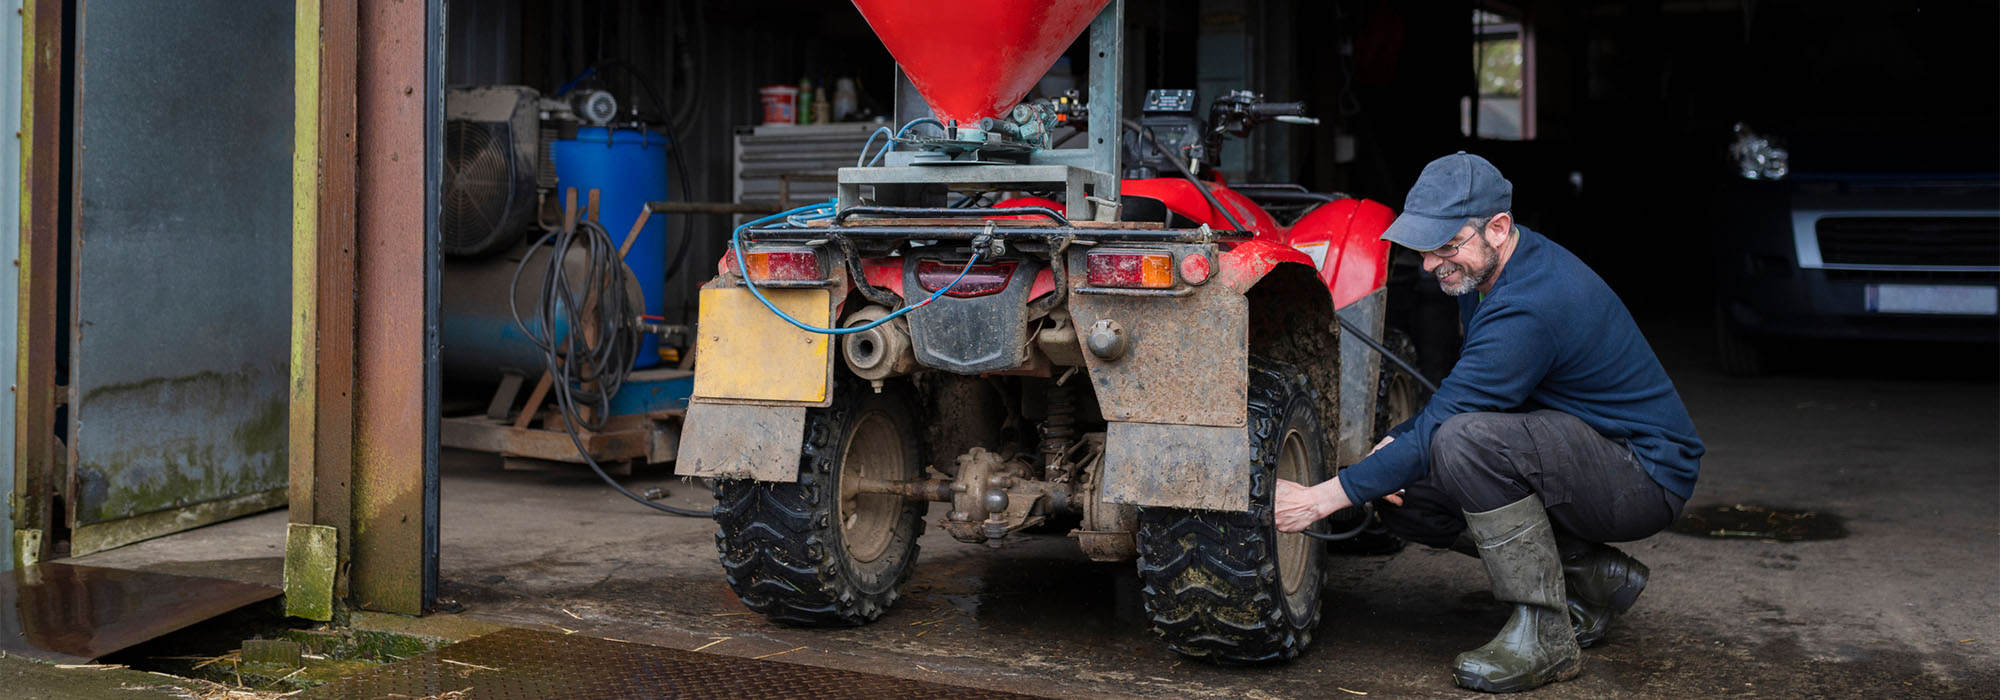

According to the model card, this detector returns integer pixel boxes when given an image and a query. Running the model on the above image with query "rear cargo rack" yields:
[743,205,1246,245]
[739,205,1239,311]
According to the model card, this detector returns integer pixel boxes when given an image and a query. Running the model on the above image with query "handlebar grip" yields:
[1248,101,1307,116]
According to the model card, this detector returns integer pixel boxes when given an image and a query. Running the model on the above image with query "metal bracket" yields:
[12,529,43,569]
[284,523,339,621]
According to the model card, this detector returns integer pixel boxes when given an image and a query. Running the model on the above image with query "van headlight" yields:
[1730,122,1789,180]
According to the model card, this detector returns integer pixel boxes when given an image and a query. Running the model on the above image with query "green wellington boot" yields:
[1558,535,1650,648]
[1452,495,1582,693]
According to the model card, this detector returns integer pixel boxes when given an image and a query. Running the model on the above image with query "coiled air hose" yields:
[512,216,711,518]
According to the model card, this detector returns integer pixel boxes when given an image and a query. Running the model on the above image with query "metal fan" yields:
[442,86,543,257]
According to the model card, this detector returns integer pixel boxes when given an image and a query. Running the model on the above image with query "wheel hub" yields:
[839,411,904,563]
[1275,429,1310,596]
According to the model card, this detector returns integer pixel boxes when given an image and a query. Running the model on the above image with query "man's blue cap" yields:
[1381,152,1513,251]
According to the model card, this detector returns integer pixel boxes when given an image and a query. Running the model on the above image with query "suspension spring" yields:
[1040,383,1078,479]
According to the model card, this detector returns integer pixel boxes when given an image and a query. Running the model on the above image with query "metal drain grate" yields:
[294,627,1046,700]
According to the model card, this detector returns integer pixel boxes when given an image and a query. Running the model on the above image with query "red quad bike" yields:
[676,0,1409,663]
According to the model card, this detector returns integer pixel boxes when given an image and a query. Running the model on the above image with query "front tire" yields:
[711,379,925,626]
[1373,326,1424,437]
[1135,360,1330,662]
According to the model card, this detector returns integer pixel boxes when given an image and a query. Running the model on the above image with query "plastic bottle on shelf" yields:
[811,87,831,125]
[796,76,814,124]
[832,77,858,121]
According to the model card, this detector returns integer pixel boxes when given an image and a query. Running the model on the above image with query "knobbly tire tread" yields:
[710,378,925,626]
[1135,360,1328,663]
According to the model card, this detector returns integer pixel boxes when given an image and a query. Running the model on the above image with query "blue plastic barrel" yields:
[552,126,670,369]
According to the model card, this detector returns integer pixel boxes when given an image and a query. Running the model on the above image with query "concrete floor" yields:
[65,321,1999,698]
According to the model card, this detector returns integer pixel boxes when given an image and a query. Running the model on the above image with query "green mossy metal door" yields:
[67,0,295,555]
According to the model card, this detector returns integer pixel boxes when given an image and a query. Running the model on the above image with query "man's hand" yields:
[1275,477,1353,532]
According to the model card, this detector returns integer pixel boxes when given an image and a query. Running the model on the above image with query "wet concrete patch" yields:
[1670,504,1848,541]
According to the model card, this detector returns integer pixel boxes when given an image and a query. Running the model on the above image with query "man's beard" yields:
[1433,256,1493,296]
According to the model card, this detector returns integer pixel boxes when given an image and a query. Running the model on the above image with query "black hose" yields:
[1337,316,1441,395]
[1290,323,1436,539]
[1122,119,1250,233]
[511,216,713,518]
[1302,502,1376,541]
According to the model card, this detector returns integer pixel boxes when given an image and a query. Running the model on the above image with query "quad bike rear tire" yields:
[1135,360,1329,663]
[711,377,926,626]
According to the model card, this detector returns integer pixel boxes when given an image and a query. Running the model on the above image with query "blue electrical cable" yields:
[856,126,895,167]
[858,118,949,167]
[732,200,981,335]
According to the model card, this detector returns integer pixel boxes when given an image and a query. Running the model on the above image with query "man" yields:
[1275,152,1703,693]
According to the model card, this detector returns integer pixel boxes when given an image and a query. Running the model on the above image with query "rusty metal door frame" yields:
[421,0,444,611]
[10,0,62,571]
[289,0,441,617]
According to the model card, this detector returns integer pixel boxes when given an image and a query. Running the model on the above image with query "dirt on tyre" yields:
[711,377,926,626]
[1136,359,1330,662]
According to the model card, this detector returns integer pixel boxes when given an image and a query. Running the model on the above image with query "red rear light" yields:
[915,259,1017,298]
[1085,252,1175,289]
[727,247,822,282]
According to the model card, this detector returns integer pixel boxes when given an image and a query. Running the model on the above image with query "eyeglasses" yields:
[1428,228,1479,258]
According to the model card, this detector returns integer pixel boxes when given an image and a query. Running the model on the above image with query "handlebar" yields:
[1248,101,1307,117]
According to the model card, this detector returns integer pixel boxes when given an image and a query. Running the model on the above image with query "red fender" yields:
[1286,198,1395,308]
[1217,238,1318,293]
[1121,178,1282,239]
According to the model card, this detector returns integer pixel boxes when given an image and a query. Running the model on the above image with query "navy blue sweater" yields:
[1339,227,1703,506]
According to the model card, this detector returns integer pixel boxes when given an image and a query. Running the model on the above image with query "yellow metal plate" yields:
[692,287,833,404]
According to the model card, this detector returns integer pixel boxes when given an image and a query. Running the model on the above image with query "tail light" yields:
[727,247,823,282]
[1085,251,1175,289]
[916,259,1017,298]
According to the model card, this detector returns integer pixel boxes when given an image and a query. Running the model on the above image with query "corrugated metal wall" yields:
[733,123,878,209]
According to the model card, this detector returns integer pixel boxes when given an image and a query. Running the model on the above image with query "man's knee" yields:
[1430,412,1510,477]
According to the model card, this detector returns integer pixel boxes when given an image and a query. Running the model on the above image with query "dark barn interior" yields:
[4,1,1994,697]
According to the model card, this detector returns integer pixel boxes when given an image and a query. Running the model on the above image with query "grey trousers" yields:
[1373,410,1685,548]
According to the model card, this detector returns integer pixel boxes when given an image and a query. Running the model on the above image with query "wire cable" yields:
[859,118,949,167]
[1338,316,1441,395]
[1302,502,1377,541]
[1123,118,1251,232]
[730,201,982,336]
[512,216,712,518]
